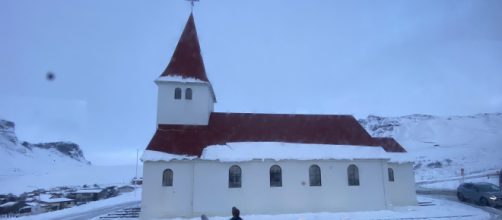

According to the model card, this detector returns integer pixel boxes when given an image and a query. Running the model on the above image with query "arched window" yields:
[185,88,192,100]
[348,164,359,186]
[270,165,282,187]
[229,165,241,188]
[388,168,395,182]
[162,169,173,186]
[174,88,182,99]
[309,165,322,186]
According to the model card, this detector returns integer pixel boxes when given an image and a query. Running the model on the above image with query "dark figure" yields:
[201,214,209,220]
[230,206,243,220]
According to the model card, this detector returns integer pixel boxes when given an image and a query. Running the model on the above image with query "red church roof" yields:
[160,13,209,82]
[147,112,406,157]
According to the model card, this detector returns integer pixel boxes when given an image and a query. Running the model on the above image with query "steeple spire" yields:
[160,13,209,82]
[186,0,199,12]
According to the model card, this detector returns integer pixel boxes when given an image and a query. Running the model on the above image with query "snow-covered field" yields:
[0,164,142,195]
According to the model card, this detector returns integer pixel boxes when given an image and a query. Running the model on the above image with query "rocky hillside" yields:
[359,113,502,182]
[21,141,87,162]
[1,119,90,176]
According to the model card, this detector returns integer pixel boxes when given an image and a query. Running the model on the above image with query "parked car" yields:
[457,182,502,207]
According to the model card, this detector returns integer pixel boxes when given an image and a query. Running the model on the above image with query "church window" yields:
[348,164,360,186]
[185,88,192,100]
[388,168,395,182]
[174,88,182,99]
[229,165,241,188]
[270,165,282,187]
[162,169,173,186]
[309,165,321,186]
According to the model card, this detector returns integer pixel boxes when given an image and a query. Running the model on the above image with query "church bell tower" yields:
[155,13,216,126]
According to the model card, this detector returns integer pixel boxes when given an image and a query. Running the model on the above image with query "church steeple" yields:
[161,13,209,82]
[155,12,215,126]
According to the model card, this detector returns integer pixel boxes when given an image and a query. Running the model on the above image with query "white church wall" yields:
[141,159,415,219]
[191,159,389,217]
[140,161,194,220]
[156,81,214,125]
[387,162,417,206]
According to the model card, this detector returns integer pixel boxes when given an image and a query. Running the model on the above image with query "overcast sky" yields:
[1,0,501,165]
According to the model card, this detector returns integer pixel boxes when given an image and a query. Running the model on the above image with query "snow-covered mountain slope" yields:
[1,119,141,195]
[359,113,502,182]
[0,119,91,186]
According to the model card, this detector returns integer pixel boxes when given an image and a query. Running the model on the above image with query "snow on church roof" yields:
[156,75,208,84]
[202,142,389,161]
[142,142,411,163]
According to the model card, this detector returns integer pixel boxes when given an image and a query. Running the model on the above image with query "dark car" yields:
[457,182,502,207]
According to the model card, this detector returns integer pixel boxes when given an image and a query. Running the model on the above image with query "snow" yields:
[38,194,73,203]
[142,142,413,163]
[74,189,103,193]
[156,75,207,84]
[0,120,142,195]
[11,188,141,220]
[419,175,500,190]
[7,193,492,220]
[0,165,143,195]
[0,202,17,208]
[141,150,196,162]
[141,196,490,220]
[360,113,502,189]
[201,142,390,161]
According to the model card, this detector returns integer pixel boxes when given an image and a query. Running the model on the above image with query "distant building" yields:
[67,189,107,203]
[140,13,416,219]
[118,185,136,193]
[37,194,74,211]
[131,177,143,185]
[0,201,26,215]
[18,202,43,215]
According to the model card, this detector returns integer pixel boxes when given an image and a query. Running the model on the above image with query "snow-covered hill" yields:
[1,119,90,193]
[0,119,90,173]
[1,118,142,195]
[359,113,502,182]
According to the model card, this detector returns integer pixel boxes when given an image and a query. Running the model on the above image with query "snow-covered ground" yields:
[102,195,490,220]
[10,194,490,220]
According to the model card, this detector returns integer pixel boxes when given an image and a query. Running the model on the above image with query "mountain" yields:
[359,113,502,182]
[0,119,90,177]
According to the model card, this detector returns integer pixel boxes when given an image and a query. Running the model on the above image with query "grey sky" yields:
[1,0,501,165]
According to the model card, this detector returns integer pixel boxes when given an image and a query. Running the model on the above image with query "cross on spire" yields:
[186,0,199,11]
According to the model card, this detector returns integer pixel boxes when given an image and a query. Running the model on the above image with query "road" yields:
[48,201,140,220]
[417,190,502,219]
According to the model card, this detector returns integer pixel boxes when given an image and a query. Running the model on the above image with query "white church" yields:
[140,13,417,220]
